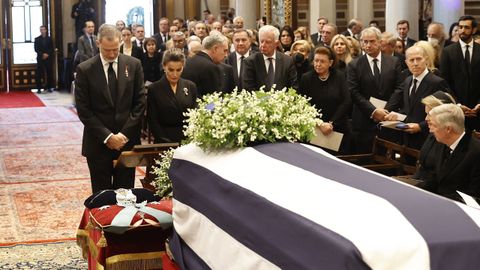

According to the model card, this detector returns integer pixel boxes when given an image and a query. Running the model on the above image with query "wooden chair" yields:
[392,146,424,186]
[337,136,404,175]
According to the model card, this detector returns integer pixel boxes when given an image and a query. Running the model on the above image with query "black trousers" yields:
[86,150,135,194]
[36,58,54,89]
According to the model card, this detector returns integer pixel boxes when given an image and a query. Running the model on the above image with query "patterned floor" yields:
[0,241,87,269]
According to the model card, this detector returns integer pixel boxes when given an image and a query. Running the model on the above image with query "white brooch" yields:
[183,88,189,96]
[125,65,129,78]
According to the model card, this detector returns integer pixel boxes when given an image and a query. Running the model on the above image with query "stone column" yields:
[309,0,335,34]
[385,0,419,39]
[349,0,373,26]
[433,0,463,31]
[201,0,221,18]
[236,0,257,29]
[174,0,185,20]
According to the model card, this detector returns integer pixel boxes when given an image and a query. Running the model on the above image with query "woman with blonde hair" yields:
[331,34,352,73]
[290,40,313,82]
[415,40,441,74]
[345,36,361,58]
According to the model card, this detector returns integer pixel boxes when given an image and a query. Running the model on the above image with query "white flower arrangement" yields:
[151,148,175,198]
[183,87,322,151]
[152,87,322,197]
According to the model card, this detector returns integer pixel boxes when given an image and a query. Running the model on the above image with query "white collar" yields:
[100,55,119,66]
[459,38,474,48]
[263,51,276,61]
[450,131,466,152]
[413,68,429,82]
[236,51,250,59]
[366,52,381,63]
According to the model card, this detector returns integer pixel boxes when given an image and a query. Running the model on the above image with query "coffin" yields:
[169,142,480,270]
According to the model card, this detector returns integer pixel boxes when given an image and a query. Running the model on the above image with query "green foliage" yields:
[183,88,322,152]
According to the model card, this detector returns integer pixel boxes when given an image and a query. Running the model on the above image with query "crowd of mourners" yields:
[73,9,480,202]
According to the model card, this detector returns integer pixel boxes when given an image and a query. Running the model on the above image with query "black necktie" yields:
[409,78,418,104]
[108,62,117,104]
[266,57,274,90]
[373,58,380,85]
[465,45,471,69]
[239,56,245,89]
[139,40,143,49]
[442,146,452,166]
[90,36,95,49]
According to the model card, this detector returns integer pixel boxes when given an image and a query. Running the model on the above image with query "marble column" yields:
[385,0,419,39]
[201,0,221,18]
[349,0,373,26]
[236,0,257,29]
[309,0,335,34]
[433,0,463,31]
[174,0,185,20]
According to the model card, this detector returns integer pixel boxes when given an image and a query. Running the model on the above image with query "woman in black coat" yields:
[142,38,162,84]
[147,49,197,143]
[299,46,352,153]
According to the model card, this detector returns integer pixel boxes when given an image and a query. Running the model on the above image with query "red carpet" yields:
[0,91,45,108]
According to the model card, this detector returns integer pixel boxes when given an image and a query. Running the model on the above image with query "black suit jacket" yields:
[386,72,450,148]
[347,53,403,130]
[243,51,298,91]
[34,35,54,61]
[75,54,146,157]
[219,62,235,93]
[405,37,416,49]
[226,51,257,90]
[182,51,222,97]
[428,133,480,200]
[147,77,197,143]
[120,44,143,60]
[152,32,170,49]
[440,42,480,108]
[387,72,450,132]
[311,33,321,47]
[341,30,352,37]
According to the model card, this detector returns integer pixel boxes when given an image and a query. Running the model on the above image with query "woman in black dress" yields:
[299,46,352,153]
[142,38,162,84]
[147,49,197,143]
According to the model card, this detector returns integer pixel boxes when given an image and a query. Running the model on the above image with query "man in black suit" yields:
[341,18,363,39]
[396,20,416,49]
[226,29,255,90]
[385,45,450,149]
[243,25,297,91]
[182,34,228,96]
[347,27,403,153]
[132,25,146,53]
[320,23,337,47]
[153,17,170,51]
[34,25,54,93]
[440,15,480,131]
[75,24,146,194]
[311,17,328,47]
[425,104,480,201]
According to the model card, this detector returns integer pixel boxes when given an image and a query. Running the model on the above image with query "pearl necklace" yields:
[319,73,330,81]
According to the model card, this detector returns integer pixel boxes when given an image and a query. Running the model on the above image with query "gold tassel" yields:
[85,219,94,231]
[97,230,108,247]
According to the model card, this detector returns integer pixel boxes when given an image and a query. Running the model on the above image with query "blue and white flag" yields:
[169,142,480,270]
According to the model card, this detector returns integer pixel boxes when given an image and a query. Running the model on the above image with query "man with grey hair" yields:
[380,32,407,71]
[347,26,403,153]
[424,103,480,200]
[243,25,297,91]
[320,23,337,47]
[182,33,228,96]
[342,18,363,39]
[384,45,449,149]
[233,16,244,29]
[75,23,146,194]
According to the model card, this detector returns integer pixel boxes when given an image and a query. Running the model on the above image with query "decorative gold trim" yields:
[265,0,272,24]
[106,251,165,265]
[264,0,292,26]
